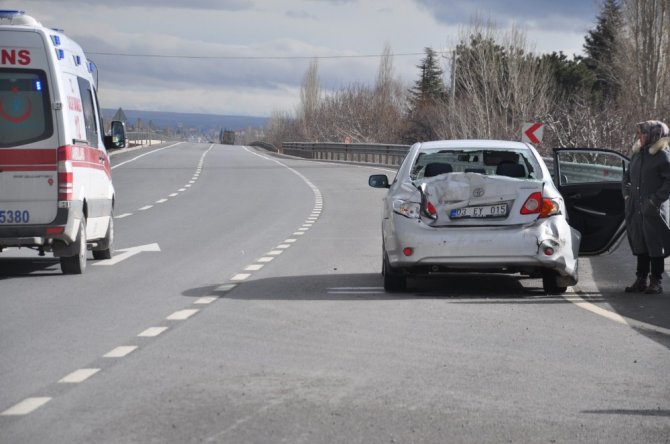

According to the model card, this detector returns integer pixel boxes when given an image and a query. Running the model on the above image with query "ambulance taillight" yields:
[57,146,73,203]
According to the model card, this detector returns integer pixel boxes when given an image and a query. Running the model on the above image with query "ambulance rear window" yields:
[0,69,53,148]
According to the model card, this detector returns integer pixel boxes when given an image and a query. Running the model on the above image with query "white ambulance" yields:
[0,10,126,274]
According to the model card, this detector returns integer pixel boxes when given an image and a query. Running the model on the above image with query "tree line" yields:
[265,0,670,156]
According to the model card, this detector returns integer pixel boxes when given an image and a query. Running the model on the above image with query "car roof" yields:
[415,140,532,150]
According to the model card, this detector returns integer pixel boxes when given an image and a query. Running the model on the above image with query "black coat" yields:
[623,136,670,257]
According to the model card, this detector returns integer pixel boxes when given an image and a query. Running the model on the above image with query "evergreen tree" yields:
[541,51,595,100]
[583,0,623,104]
[408,48,445,109]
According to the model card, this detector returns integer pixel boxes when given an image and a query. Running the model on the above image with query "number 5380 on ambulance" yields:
[0,10,127,274]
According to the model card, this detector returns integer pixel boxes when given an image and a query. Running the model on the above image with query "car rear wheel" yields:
[542,269,567,294]
[383,253,406,292]
[92,215,114,260]
[60,218,87,274]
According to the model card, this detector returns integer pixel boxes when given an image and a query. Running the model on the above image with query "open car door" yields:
[553,148,629,255]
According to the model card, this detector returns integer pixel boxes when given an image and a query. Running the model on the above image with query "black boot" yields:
[645,277,663,294]
[625,276,648,293]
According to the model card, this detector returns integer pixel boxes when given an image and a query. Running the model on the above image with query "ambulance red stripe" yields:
[0,146,110,177]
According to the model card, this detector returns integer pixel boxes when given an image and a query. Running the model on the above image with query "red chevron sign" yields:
[522,122,544,144]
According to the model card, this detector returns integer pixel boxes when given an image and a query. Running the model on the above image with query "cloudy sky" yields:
[5,0,600,117]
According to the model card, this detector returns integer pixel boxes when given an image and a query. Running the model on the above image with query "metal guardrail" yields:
[250,141,278,152]
[126,131,168,147]
[280,142,410,166]
[250,142,624,184]
[557,162,624,184]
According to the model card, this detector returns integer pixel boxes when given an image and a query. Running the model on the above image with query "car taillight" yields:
[425,201,437,217]
[521,192,559,218]
[57,145,73,201]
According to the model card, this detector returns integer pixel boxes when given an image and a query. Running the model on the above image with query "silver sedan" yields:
[369,139,626,293]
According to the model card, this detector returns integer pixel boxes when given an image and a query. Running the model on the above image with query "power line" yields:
[85,51,449,60]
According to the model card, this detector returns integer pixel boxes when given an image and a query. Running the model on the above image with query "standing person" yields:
[623,120,670,294]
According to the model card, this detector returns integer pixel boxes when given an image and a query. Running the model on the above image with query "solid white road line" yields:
[564,293,670,336]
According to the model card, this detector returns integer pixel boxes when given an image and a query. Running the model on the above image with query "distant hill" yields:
[102,109,269,132]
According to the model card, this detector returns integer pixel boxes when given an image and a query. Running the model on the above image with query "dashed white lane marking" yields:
[276,244,290,249]
[1,397,51,416]
[195,296,218,304]
[285,239,297,243]
[166,309,199,321]
[138,327,169,337]
[215,283,238,292]
[58,368,100,383]
[257,257,274,263]
[328,287,385,295]
[104,346,138,358]
[245,264,264,271]
[231,273,251,281]
[116,144,214,219]
[111,142,182,169]
[267,250,283,255]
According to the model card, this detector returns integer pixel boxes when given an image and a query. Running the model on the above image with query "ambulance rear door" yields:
[0,29,59,226]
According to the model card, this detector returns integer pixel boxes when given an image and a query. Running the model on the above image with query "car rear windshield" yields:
[410,147,544,181]
[0,69,53,148]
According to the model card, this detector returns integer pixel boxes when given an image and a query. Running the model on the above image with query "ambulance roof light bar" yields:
[0,10,25,19]
[0,10,41,26]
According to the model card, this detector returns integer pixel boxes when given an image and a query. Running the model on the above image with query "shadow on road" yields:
[0,257,60,278]
[183,266,670,351]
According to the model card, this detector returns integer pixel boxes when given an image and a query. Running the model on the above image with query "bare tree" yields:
[440,18,555,144]
[619,0,669,114]
[299,58,321,140]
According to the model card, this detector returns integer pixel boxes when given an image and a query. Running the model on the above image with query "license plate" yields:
[0,210,31,224]
[450,203,508,219]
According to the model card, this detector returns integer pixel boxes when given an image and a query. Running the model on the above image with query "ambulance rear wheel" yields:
[61,219,87,274]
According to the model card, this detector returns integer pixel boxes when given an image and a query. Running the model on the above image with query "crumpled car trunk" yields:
[419,172,544,227]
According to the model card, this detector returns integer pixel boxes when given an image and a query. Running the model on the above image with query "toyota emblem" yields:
[473,188,484,198]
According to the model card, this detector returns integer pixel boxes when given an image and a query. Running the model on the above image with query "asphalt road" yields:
[1,142,668,443]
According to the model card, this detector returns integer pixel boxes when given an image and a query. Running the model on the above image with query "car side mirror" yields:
[369,174,390,188]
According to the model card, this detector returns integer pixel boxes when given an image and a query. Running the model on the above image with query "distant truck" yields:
[219,129,235,145]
